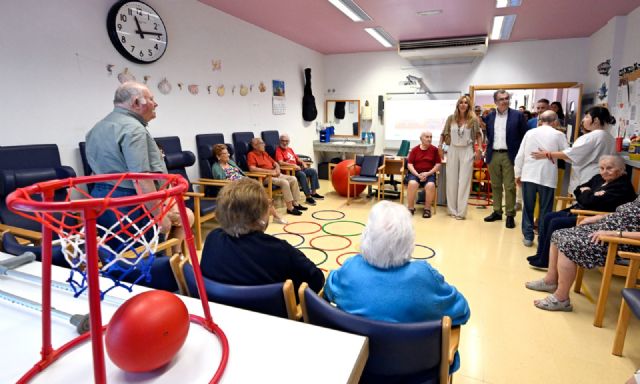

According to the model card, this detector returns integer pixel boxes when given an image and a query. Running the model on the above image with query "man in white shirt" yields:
[514,111,568,246]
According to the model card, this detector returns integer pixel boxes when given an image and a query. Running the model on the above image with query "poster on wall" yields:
[272,80,286,115]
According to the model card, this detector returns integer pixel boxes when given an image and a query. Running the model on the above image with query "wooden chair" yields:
[572,210,640,327]
[181,260,301,320]
[381,156,405,202]
[399,161,439,215]
[347,155,385,205]
[612,251,640,356]
[298,283,460,384]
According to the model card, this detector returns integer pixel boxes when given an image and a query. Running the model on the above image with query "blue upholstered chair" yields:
[612,250,640,356]
[182,262,300,320]
[154,136,217,250]
[231,131,280,199]
[194,134,235,198]
[346,155,385,205]
[261,130,280,160]
[298,283,460,384]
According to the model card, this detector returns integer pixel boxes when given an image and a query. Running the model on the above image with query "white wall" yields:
[621,6,640,69]
[0,0,324,179]
[324,38,589,150]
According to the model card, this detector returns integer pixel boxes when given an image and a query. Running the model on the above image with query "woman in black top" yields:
[527,155,637,268]
[200,178,324,293]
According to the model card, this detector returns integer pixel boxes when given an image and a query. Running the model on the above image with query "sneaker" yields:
[523,238,533,247]
[455,216,465,220]
[305,196,316,205]
[294,204,308,211]
[286,208,303,216]
[273,216,288,225]
[311,193,324,199]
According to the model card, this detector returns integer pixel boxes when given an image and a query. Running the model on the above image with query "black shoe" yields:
[484,212,502,222]
[287,208,303,216]
[528,258,548,269]
[305,197,316,205]
[311,193,324,199]
[506,216,515,229]
[294,204,308,211]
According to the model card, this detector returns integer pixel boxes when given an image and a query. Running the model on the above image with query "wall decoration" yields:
[143,75,151,84]
[259,82,267,93]
[207,85,212,95]
[188,84,199,95]
[217,85,225,97]
[272,80,286,115]
[211,59,222,71]
[177,82,183,91]
[117,67,136,83]
[273,80,285,97]
[597,59,611,76]
[157,78,172,95]
[240,85,249,96]
[232,85,236,95]
[598,82,608,101]
[106,64,115,75]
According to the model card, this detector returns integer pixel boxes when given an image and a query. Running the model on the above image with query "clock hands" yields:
[133,15,163,39]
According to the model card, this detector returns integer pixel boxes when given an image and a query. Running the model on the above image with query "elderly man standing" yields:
[484,90,529,228]
[85,81,193,253]
[528,98,550,129]
[275,134,323,206]
[247,137,307,216]
[514,111,568,247]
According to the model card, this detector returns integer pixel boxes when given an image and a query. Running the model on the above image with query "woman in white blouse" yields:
[531,106,616,193]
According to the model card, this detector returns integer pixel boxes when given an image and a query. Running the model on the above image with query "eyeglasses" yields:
[496,97,510,102]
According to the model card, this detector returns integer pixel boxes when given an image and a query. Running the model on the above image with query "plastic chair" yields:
[182,262,300,320]
[347,155,385,205]
[298,283,460,384]
[612,251,640,356]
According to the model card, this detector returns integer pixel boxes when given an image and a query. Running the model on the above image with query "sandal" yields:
[534,294,572,312]
[525,279,557,293]
[422,209,431,218]
[408,208,416,215]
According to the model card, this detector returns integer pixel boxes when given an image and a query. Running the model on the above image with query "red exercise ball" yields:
[331,160,367,197]
[106,290,190,373]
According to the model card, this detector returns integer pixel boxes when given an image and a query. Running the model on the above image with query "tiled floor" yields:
[203,180,639,383]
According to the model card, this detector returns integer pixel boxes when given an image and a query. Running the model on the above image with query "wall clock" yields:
[107,1,168,64]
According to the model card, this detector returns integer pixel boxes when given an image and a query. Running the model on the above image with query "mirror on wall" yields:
[325,99,360,137]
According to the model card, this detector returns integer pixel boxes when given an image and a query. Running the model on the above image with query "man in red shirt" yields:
[247,137,307,216]
[275,134,323,206]
[406,131,441,218]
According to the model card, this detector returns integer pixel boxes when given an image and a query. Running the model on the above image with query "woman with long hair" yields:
[439,95,483,219]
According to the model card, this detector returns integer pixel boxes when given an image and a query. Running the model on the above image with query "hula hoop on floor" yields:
[311,210,346,221]
[309,234,352,252]
[283,221,322,235]
[412,244,436,260]
[336,251,359,266]
[271,232,305,248]
[321,220,366,237]
[297,247,329,266]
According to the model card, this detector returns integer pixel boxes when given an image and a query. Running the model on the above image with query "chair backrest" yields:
[154,136,183,154]
[78,142,93,176]
[397,140,411,157]
[300,285,447,383]
[231,132,255,171]
[195,134,226,179]
[261,130,280,159]
[182,263,297,320]
[356,155,384,177]
[0,144,62,171]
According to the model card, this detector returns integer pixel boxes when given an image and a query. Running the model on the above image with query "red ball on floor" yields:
[331,160,367,197]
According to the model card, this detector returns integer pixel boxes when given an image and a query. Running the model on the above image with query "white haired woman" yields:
[324,200,470,371]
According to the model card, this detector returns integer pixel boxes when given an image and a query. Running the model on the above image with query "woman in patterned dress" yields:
[525,195,640,311]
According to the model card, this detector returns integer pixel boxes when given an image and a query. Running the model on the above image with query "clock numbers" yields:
[108,1,167,64]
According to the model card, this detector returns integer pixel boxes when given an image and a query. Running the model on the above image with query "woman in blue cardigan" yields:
[324,200,470,371]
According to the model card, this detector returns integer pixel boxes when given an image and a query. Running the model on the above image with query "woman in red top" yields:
[406,132,441,218]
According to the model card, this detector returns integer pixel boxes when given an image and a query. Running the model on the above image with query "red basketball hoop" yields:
[6,173,228,383]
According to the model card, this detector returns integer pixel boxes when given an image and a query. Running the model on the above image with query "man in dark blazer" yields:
[483,89,529,228]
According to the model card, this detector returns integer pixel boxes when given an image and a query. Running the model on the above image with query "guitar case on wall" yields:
[302,68,318,121]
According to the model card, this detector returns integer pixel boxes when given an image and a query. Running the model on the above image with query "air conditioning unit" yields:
[398,35,488,60]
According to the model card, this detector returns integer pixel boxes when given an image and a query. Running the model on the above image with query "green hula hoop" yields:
[321,220,366,237]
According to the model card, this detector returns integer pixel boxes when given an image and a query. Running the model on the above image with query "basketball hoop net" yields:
[6,173,228,383]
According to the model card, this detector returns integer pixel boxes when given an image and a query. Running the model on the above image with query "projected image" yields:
[384,98,458,146]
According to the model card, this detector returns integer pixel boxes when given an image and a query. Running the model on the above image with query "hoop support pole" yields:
[40,191,54,363]
[84,208,107,384]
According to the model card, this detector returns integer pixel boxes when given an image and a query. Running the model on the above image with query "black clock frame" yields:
[106,0,168,64]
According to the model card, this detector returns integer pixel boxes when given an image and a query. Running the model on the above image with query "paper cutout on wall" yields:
[106,64,115,75]
[117,68,136,84]
[158,78,172,95]
[259,82,267,93]
[177,82,183,91]
[211,59,222,71]
[240,85,249,96]
[217,85,225,97]
[188,84,199,95]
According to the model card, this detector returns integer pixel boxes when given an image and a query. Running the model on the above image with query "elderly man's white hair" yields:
[279,133,290,140]
[113,81,148,107]
[360,201,415,269]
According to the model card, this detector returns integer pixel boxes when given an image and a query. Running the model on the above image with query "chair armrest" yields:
[185,191,205,198]
[449,326,461,365]
[555,196,575,202]
[0,223,42,242]
[618,251,640,261]
[377,165,385,173]
[570,209,608,216]
[599,236,640,247]
[196,178,231,187]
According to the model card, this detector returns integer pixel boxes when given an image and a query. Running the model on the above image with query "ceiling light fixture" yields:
[364,27,395,48]
[417,9,442,16]
[496,0,522,8]
[490,14,516,40]
[328,0,372,22]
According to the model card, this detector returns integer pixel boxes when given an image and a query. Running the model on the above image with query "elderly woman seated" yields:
[526,195,640,311]
[527,155,637,268]
[211,143,287,224]
[200,177,324,293]
[324,200,470,371]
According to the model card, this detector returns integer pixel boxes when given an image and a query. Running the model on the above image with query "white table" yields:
[313,140,375,163]
[0,253,368,383]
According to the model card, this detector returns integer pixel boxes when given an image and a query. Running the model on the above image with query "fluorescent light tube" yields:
[328,0,372,22]
[496,0,522,8]
[365,27,394,48]
[491,14,516,40]
[417,9,442,16]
